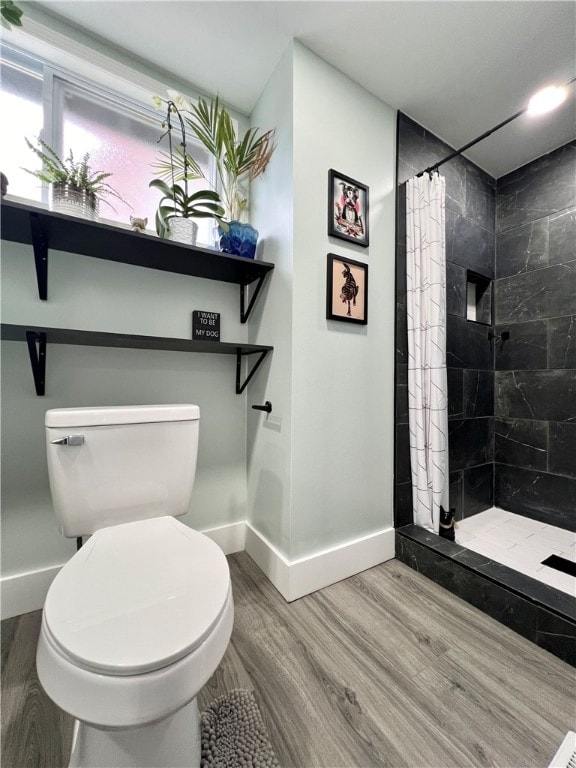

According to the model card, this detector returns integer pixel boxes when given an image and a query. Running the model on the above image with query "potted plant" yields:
[1,0,23,30]
[149,100,226,244]
[23,137,129,221]
[153,93,275,258]
[149,178,225,244]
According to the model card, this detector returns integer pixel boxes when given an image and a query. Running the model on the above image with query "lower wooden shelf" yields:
[1,324,273,395]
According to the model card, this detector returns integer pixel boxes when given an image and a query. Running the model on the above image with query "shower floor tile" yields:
[456,508,576,598]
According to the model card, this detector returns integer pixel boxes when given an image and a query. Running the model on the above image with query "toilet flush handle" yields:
[50,435,85,446]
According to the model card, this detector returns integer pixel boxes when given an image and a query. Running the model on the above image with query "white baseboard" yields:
[245,523,395,602]
[1,564,64,620]
[1,521,394,618]
[1,520,246,620]
[200,521,246,555]
[244,525,291,597]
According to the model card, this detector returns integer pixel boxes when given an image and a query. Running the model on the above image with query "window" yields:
[0,52,43,202]
[0,45,216,245]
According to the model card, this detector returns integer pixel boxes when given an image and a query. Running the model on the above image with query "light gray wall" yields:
[1,240,249,578]
[2,22,397,607]
[247,44,294,556]
[248,42,396,561]
[291,45,396,559]
[1,9,253,601]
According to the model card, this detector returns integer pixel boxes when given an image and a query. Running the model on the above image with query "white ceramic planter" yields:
[49,183,98,221]
[167,217,198,245]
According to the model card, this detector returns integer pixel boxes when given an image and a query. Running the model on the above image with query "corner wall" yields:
[1,237,250,618]
[494,142,576,529]
[2,36,398,616]
[395,113,496,527]
[246,43,294,557]
[248,42,396,595]
[1,9,253,619]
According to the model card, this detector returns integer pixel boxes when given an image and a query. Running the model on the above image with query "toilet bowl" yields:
[38,405,233,767]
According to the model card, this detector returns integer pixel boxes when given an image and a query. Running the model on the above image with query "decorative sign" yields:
[192,310,221,341]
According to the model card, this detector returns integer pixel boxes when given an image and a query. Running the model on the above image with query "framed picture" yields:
[326,254,368,325]
[328,169,369,247]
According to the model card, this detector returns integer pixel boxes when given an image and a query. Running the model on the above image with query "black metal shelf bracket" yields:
[240,272,268,323]
[26,331,46,395]
[29,213,48,300]
[236,349,269,395]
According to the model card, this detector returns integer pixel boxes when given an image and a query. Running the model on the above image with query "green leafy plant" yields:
[153,94,275,222]
[1,0,23,30]
[23,136,129,211]
[149,178,225,238]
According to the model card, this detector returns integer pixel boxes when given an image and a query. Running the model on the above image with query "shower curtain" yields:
[405,172,449,533]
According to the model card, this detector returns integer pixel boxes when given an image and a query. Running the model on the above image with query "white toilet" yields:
[37,404,233,768]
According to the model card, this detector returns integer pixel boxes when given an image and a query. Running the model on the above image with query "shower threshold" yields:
[456,507,576,597]
[396,513,576,667]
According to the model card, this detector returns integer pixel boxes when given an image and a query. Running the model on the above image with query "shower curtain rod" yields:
[416,75,576,178]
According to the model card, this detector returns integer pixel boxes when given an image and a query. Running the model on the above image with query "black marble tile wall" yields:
[395,363,408,423]
[548,423,576,479]
[496,218,548,278]
[449,418,494,471]
[465,164,496,231]
[393,123,576,661]
[495,370,576,422]
[446,316,493,370]
[451,464,496,521]
[395,482,413,529]
[394,112,496,527]
[446,210,495,277]
[495,464,576,531]
[496,142,576,233]
[463,463,494,517]
[494,142,576,532]
[449,471,464,520]
[495,418,547,472]
[496,261,576,324]
[549,207,576,264]
[395,423,411,485]
[494,417,575,480]
[495,207,576,279]
[463,370,494,418]
[446,261,466,317]
[447,368,464,418]
[548,315,576,368]
[494,320,547,370]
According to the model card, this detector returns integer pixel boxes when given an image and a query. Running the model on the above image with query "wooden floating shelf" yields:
[2,324,273,396]
[1,199,274,322]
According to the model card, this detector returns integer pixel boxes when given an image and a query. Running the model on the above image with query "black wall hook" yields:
[252,401,272,414]
[488,330,510,343]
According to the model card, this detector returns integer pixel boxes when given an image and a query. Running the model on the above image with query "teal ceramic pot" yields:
[219,221,258,259]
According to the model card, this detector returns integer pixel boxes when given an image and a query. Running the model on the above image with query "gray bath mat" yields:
[200,689,280,768]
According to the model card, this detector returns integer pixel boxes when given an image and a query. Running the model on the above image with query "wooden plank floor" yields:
[2,554,575,767]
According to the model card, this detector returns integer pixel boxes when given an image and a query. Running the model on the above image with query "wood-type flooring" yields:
[2,554,575,767]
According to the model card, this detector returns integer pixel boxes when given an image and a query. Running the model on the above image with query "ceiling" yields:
[35,1,576,177]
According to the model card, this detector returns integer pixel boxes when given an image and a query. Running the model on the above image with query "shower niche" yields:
[465,270,492,325]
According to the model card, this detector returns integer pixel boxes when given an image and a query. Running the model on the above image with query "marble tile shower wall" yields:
[395,113,496,528]
[494,142,576,531]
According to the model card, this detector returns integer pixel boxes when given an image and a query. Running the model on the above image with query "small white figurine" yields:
[130,216,148,233]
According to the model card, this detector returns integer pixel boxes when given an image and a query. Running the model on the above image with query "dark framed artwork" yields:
[326,254,368,325]
[328,169,369,247]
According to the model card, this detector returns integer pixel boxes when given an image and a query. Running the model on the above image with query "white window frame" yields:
[1,19,225,230]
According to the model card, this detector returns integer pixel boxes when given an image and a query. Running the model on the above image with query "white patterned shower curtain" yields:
[406,173,449,533]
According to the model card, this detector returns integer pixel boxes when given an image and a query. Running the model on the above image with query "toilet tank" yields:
[45,405,200,537]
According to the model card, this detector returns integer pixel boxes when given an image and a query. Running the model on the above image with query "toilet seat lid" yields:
[44,517,231,676]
